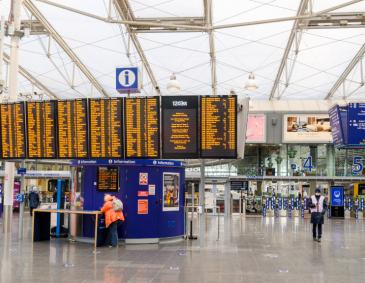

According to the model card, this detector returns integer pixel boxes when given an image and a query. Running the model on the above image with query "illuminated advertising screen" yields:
[0,102,26,158]
[124,97,160,158]
[246,114,266,143]
[283,114,332,143]
[57,99,89,158]
[26,101,57,158]
[200,95,237,158]
[89,98,123,158]
[162,96,199,159]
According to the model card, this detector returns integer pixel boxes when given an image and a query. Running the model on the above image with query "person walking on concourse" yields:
[101,194,125,247]
[309,188,327,242]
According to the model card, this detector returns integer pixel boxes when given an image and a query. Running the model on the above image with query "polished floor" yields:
[1,213,365,283]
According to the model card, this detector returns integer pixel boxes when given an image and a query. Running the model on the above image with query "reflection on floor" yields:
[1,213,365,283]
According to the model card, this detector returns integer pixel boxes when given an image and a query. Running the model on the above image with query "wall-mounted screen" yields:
[26,101,57,158]
[162,96,199,159]
[200,95,237,158]
[57,99,89,158]
[89,98,123,158]
[283,114,332,143]
[0,102,26,158]
[124,97,160,158]
[246,114,266,143]
[97,166,119,192]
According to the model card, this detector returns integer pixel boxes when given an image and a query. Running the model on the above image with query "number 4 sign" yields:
[303,156,313,172]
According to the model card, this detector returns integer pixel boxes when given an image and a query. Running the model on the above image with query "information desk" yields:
[32,209,102,248]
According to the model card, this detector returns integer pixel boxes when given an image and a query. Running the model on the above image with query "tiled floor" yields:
[1,213,365,283]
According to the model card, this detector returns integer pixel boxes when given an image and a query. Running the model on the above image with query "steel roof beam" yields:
[23,0,109,97]
[113,0,161,95]
[3,51,58,99]
[204,0,217,96]
[302,12,365,29]
[130,17,205,33]
[269,0,310,100]
[325,43,365,99]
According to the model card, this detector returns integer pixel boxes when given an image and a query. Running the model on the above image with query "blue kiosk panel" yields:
[73,159,185,243]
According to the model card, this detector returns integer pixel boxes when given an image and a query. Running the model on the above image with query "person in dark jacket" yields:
[29,188,40,216]
[309,188,327,242]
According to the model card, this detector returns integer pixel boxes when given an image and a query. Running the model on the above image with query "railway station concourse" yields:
[1,1,365,282]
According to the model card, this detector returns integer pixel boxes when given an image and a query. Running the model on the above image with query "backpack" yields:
[112,198,123,212]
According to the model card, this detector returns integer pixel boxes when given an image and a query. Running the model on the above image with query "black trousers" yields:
[30,207,34,216]
[312,223,322,239]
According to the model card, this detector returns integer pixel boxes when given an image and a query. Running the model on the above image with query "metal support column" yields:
[0,16,5,91]
[3,162,15,233]
[199,160,206,242]
[18,160,25,239]
[224,181,231,217]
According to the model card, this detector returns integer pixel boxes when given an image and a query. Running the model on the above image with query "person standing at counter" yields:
[309,188,327,242]
[101,194,125,247]
[29,188,40,216]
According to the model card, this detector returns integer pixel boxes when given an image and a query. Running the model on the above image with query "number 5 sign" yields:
[352,156,364,174]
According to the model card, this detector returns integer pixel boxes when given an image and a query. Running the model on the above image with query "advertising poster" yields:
[138,199,148,215]
[163,173,180,211]
[330,186,344,207]
[283,114,332,143]
[246,114,266,143]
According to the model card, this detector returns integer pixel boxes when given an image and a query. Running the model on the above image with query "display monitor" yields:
[200,95,237,158]
[57,99,89,158]
[89,98,123,158]
[26,101,57,158]
[162,96,199,159]
[97,166,119,192]
[0,102,26,158]
[124,97,160,158]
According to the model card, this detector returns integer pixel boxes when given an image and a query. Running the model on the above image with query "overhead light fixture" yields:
[245,72,258,91]
[166,73,181,93]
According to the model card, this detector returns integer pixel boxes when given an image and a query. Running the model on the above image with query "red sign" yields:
[137,191,148,197]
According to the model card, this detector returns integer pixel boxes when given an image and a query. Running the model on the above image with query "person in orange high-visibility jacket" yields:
[100,194,125,247]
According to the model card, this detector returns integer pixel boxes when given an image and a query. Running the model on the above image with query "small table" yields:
[32,209,102,249]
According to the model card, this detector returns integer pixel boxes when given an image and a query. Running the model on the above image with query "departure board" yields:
[57,99,88,158]
[162,96,199,159]
[0,102,26,159]
[124,97,160,158]
[26,101,57,158]
[97,166,119,192]
[200,95,237,158]
[89,98,123,158]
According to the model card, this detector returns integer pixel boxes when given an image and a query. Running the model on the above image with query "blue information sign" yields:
[17,167,26,175]
[348,103,365,145]
[15,193,25,203]
[116,67,140,93]
[329,105,344,145]
[330,186,344,207]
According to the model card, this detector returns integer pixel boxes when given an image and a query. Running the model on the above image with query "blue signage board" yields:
[71,159,183,167]
[329,105,344,145]
[116,67,140,93]
[339,106,348,144]
[15,193,25,203]
[17,167,26,175]
[330,186,344,207]
[348,103,365,145]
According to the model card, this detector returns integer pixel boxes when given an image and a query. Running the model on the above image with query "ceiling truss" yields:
[23,0,110,97]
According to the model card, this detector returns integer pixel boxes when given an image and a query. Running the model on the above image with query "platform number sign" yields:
[303,156,313,172]
[116,67,140,93]
[352,156,364,175]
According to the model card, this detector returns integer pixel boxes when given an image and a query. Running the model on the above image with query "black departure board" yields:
[200,95,237,158]
[57,99,88,158]
[97,166,119,192]
[89,98,123,158]
[124,97,160,158]
[162,96,199,159]
[26,101,57,158]
[0,102,26,159]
